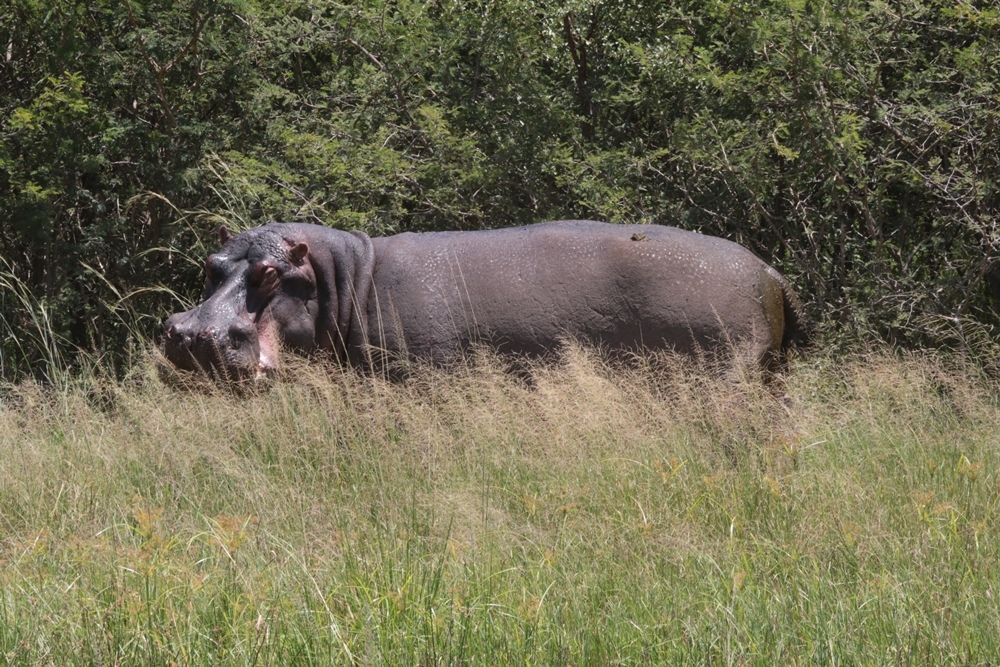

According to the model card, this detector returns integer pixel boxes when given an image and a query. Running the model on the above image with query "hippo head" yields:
[162,226,319,381]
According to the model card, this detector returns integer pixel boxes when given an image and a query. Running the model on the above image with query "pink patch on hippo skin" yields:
[255,315,282,379]
[257,345,279,379]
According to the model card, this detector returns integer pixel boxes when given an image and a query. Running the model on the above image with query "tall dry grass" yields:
[1,345,998,664]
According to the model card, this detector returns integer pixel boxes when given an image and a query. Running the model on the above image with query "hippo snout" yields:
[162,310,262,381]
[225,319,256,350]
[163,313,194,351]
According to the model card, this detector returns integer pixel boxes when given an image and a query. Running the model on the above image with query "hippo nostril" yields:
[165,324,196,349]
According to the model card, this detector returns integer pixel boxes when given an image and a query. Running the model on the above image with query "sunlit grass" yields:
[1,346,999,664]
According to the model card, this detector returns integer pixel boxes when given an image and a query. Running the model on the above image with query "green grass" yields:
[1,346,999,665]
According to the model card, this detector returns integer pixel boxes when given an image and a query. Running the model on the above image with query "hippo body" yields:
[162,221,807,381]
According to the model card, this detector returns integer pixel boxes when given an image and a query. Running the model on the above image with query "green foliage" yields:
[2,0,1000,377]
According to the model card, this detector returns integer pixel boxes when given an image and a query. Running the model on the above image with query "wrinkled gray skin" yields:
[162,220,808,381]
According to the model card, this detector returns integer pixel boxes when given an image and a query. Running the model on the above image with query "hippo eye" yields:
[251,262,279,287]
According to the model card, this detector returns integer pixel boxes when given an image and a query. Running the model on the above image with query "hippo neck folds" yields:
[162,223,374,381]
[162,220,808,383]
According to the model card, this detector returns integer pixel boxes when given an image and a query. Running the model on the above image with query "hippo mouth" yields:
[162,312,279,383]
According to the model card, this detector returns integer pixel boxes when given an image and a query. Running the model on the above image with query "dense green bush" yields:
[2,0,999,378]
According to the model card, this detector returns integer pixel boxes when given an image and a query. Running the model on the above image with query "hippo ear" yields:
[218,226,232,246]
[289,242,309,265]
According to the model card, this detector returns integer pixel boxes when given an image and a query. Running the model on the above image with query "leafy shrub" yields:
[2,0,999,378]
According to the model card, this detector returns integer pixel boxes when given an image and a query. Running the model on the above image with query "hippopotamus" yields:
[162,220,808,381]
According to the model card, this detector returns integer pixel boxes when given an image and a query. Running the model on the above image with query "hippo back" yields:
[366,220,791,365]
